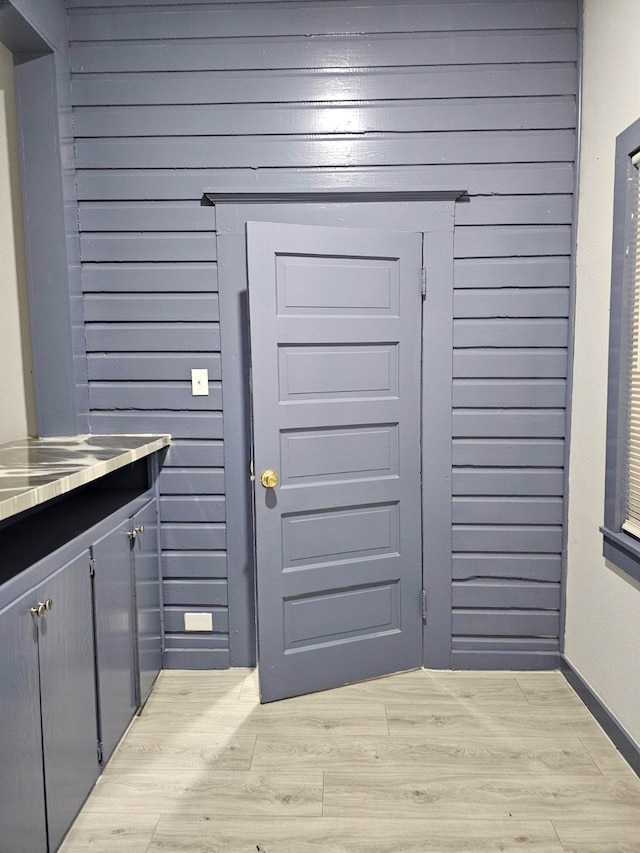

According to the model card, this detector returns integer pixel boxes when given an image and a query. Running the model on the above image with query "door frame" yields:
[212,189,462,670]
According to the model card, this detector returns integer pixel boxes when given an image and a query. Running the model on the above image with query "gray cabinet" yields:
[92,499,161,764]
[93,522,138,766]
[0,492,161,852]
[130,501,162,707]
[0,551,99,853]
[0,586,48,853]
[38,552,101,853]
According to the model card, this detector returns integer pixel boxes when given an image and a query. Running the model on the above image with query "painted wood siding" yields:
[81,220,225,668]
[452,240,569,667]
[68,0,578,669]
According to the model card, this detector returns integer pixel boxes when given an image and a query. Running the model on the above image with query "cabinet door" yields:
[0,592,47,853]
[130,501,162,706]
[92,522,137,766]
[37,550,100,853]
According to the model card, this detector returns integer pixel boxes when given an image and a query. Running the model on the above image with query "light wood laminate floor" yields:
[60,669,640,852]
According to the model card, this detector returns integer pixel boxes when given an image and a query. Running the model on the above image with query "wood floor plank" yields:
[422,670,519,678]
[251,734,601,774]
[510,672,568,685]
[386,702,603,738]
[241,668,530,705]
[239,667,529,700]
[149,815,565,852]
[59,812,160,852]
[143,681,244,704]
[81,770,323,816]
[553,821,640,852]
[316,670,530,705]
[237,668,259,702]
[323,771,640,821]
[109,731,256,771]
[158,668,253,680]
[581,736,638,775]
[515,674,585,708]
[136,698,390,736]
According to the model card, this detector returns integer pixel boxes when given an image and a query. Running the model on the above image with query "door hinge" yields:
[421,267,427,299]
[421,590,427,623]
[97,741,103,764]
[89,558,96,578]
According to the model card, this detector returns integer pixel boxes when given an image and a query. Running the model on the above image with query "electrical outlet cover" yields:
[184,612,213,631]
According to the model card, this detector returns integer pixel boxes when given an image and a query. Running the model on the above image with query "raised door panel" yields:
[37,550,99,853]
[92,522,137,765]
[130,500,162,706]
[0,592,47,853]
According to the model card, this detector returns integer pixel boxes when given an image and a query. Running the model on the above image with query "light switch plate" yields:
[184,612,213,632]
[191,368,209,396]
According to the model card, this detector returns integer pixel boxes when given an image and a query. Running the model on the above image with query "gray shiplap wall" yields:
[67,0,578,669]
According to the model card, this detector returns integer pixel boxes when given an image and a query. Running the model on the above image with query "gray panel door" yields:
[130,500,162,706]
[38,551,100,853]
[0,589,48,853]
[92,522,137,764]
[247,221,423,702]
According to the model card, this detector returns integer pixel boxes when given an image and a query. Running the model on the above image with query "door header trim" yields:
[203,189,467,205]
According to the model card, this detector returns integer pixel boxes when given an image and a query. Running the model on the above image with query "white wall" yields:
[0,42,36,442]
[565,0,640,748]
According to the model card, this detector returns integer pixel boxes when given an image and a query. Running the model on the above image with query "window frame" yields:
[602,116,640,582]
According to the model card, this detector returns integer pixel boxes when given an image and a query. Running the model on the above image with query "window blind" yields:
[622,153,640,538]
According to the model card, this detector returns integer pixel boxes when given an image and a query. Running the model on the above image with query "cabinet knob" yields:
[30,600,52,618]
[126,525,145,541]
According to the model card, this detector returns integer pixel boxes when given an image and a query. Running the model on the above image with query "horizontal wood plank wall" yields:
[68,0,578,670]
[452,230,571,666]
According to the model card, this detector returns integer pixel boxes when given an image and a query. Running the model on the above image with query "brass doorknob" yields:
[260,469,279,489]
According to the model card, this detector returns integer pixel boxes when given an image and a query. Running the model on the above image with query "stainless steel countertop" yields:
[0,434,171,522]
